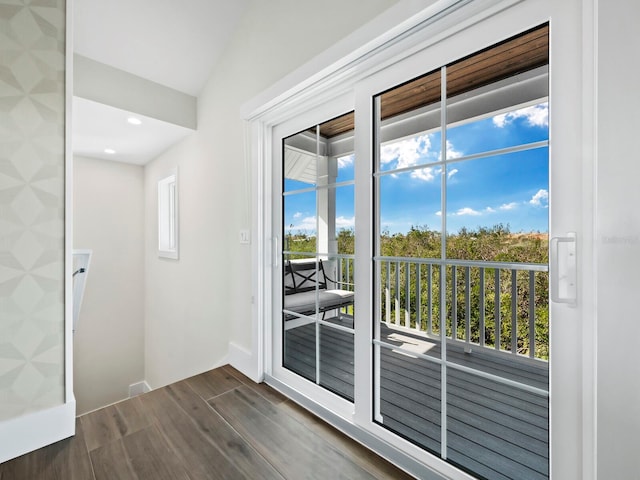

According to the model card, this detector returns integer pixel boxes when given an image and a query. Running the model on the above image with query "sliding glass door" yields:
[268,2,586,478]
[281,113,356,401]
[271,103,359,418]
[371,26,551,479]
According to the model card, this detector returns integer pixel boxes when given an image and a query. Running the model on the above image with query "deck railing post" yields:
[465,266,471,348]
[452,266,457,341]
[480,267,485,347]
[395,261,400,326]
[529,271,536,358]
[405,261,411,328]
[428,264,433,335]
[511,269,517,355]
[385,261,391,324]
[416,263,422,332]
[495,268,501,351]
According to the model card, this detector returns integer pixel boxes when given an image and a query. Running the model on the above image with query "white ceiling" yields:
[72,97,194,165]
[72,0,250,165]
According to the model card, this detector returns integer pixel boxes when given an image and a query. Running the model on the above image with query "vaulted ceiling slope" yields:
[72,0,250,164]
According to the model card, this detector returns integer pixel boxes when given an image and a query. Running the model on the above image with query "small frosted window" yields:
[158,168,178,259]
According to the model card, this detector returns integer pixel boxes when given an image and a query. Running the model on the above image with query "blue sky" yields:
[284,102,549,236]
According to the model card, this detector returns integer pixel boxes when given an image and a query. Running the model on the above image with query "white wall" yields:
[73,156,145,414]
[144,0,400,389]
[596,0,640,477]
[68,0,640,476]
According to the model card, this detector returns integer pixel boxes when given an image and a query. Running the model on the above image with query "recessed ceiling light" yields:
[127,117,142,125]
[104,148,116,154]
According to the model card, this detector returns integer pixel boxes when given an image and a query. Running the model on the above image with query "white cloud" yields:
[493,103,549,129]
[430,189,547,220]
[493,114,508,128]
[454,207,482,216]
[411,167,436,181]
[529,189,549,207]
[293,212,303,219]
[435,211,442,217]
[447,168,459,179]
[289,215,317,231]
[380,134,463,182]
[288,215,355,231]
[446,140,463,159]
[337,154,354,169]
[336,216,355,228]
[381,133,433,167]
[499,202,519,211]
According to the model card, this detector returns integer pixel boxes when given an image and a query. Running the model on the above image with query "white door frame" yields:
[243,0,596,478]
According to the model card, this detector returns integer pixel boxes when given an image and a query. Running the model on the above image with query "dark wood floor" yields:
[285,322,549,480]
[0,365,413,480]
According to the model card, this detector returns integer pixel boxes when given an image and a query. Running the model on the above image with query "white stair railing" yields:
[72,249,92,332]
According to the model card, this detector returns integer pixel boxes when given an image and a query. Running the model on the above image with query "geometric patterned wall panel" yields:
[0,0,66,421]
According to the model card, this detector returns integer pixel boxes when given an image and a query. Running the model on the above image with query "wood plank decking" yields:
[284,321,549,480]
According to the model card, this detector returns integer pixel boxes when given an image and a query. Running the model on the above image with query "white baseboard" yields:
[0,400,76,464]
[128,381,151,398]
[228,341,263,383]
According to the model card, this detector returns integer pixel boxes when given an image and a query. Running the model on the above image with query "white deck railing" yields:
[291,253,549,361]
[375,256,549,361]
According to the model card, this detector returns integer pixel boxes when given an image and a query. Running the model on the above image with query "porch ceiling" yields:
[318,23,549,139]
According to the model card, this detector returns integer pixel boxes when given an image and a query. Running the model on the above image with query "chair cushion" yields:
[284,289,354,314]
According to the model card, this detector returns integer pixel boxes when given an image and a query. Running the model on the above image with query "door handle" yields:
[550,232,577,306]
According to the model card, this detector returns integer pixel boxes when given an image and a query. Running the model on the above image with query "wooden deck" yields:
[284,321,549,480]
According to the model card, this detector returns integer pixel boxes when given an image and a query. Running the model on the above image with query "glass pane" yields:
[284,190,317,254]
[446,368,549,480]
[446,24,549,161]
[443,264,549,356]
[318,180,355,401]
[445,149,549,262]
[377,69,443,172]
[379,130,444,172]
[447,102,549,158]
[283,320,317,383]
[319,111,355,184]
[284,129,318,192]
[446,25,548,103]
[313,184,354,255]
[379,170,441,254]
[282,112,356,402]
[333,184,354,251]
[336,153,354,183]
[283,252,318,382]
[369,23,550,480]
[377,342,441,456]
[319,111,354,140]
[378,260,442,334]
[328,183,355,324]
[319,325,354,401]
[282,253,319,309]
